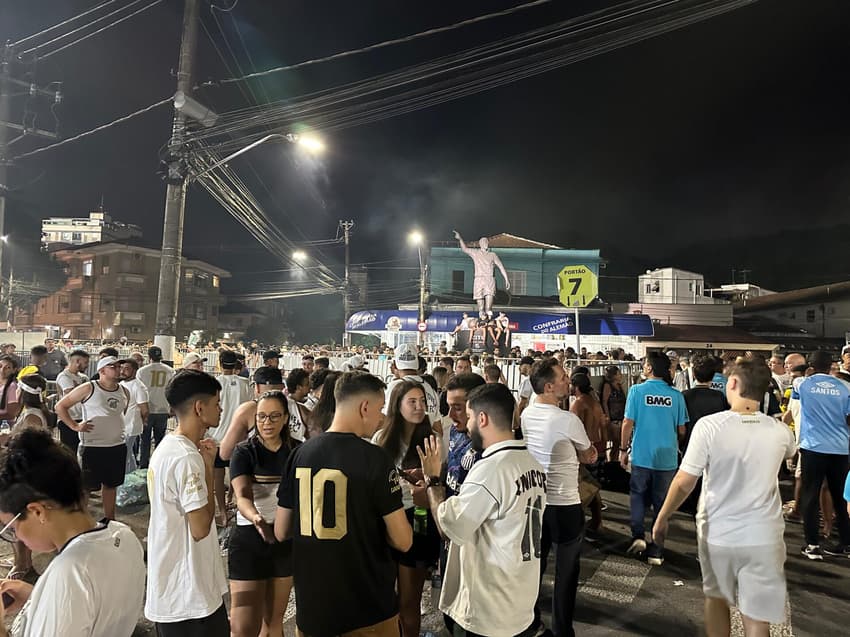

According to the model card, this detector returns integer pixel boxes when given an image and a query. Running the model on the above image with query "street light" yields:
[292,250,307,262]
[408,230,427,347]
[190,132,326,181]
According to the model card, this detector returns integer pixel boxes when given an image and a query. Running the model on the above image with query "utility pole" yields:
[153,0,201,363]
[417,246,427,348]
[339,219,354,346]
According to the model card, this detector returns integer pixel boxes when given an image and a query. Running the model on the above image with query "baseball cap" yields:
[148,346,163,361]
[394,343,419,370]
[842,344,850,355]
[345,354,365,371]
[263,350,281,361]
[219,350,239,368]
[253,366,283,386]
[96,356,124,372]
[665,350,679,359]
[183,352,207,367]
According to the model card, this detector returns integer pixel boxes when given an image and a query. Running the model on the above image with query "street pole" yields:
[417,245,426,348]
[154,0,201,364]
[574,305,581,359]
[340,219,354,347]
[0,45,12,295]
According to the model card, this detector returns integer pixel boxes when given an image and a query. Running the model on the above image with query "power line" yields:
[12,97,172,161]
[11,0,122,47]
[218,0,556,85]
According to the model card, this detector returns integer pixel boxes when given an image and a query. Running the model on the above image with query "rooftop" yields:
[735,280,850,311]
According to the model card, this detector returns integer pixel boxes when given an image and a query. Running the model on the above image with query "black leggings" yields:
[800,449,850,546]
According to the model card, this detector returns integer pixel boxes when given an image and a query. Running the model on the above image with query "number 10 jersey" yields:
[278,432,404,636]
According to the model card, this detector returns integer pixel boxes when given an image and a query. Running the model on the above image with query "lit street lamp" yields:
[408,230,427,347]
[292,250,308,262]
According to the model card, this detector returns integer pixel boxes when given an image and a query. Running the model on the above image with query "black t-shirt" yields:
[682,386,729,450]
[278,432,403,636]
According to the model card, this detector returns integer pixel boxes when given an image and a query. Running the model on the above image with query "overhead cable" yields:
[11,0,121,47]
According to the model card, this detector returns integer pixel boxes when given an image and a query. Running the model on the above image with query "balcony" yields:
[65,276,92,290]
[62,312,93,324]
[114,312,145,325]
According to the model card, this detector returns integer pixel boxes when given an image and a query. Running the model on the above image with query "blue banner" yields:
[346,309,654,336]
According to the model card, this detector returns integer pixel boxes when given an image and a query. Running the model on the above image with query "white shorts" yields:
[473,276,496,300]
[698,538,787,624]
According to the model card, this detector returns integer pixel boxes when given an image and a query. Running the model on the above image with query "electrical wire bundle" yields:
[187,0,757,155]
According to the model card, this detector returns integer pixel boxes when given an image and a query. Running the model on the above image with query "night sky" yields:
[3,0,850,340]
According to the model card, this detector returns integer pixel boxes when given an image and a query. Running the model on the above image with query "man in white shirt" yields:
[653,359,796,636]
[145,369,229,636]
[420,383,546,637]
[513,355,536,430]
[55,349,90,454]
[522,357,597,637]
[120,359,149,473]
[137,346,176,468]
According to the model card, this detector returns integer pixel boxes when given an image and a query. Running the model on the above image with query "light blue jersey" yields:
[792,373,850,455]
[710,372,727,394]
[624,379,689,471]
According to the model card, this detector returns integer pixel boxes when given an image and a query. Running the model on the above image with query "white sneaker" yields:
[628,538,647,555]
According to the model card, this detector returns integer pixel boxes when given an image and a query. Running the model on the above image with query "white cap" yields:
[183,352,207,367]
[394,343,419,370]
[96,356,123,372]
[665,350,679,359]
[345,354,365,371]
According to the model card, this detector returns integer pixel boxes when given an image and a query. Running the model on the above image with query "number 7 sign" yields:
[557,264,598,308]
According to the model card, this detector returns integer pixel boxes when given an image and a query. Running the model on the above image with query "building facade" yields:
[429,234,602,300]
[14,242,229,341]
[41,209,143,250]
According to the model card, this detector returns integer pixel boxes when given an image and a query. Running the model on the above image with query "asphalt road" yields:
[3,480,848,637]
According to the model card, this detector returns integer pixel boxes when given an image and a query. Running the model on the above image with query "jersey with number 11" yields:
[277,432,404,636]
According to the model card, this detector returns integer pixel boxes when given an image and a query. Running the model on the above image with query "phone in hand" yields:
[2,592,14,609]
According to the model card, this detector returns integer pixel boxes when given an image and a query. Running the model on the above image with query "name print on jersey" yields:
[645,395,673,407]
[514,468,547,497]
[810,381,842,397]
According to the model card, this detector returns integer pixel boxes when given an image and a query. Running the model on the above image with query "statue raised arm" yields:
[453,230,510,319]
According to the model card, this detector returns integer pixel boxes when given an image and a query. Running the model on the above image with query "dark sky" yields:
[3,0,850,338]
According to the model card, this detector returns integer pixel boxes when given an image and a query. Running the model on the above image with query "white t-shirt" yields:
[208,374,252,443]
[121,378,149,438]
[287,396,309,442]
[137,362,176,414]
[12,521,145,637]
[681,410,796,546]
[56,370,88,420]
[521,402,590,506]
[145,434,227,622]
[518,378,537,408]
[371,429,415,510]
[438,440,546,637]
[384,375,440,421]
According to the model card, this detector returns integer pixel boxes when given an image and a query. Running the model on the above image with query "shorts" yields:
[228,524,293,580]
[394,507,440,569]
[81,444,127,490]
[698,538,787,624]
[214,450,229,469]
[156,604,229,637]
[473,276,496,300]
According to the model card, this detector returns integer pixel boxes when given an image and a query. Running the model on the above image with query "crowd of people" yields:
[0,335,848,637]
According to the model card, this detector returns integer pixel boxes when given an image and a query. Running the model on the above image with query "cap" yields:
[345,354,365,371]
[394,343,419,370]
[253,366,283,386]
[219,350,239,368]
[147,346,163,361]
[842,344,850,355]
[96,356,124,372]
[665,350,679,359]
[263,350,281,361]
[183,352,207,367]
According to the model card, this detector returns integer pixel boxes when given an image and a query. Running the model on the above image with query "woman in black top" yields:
[228,391,298,637]
[601,366,627,462]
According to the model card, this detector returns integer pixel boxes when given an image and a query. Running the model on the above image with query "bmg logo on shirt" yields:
[645,395,672,407]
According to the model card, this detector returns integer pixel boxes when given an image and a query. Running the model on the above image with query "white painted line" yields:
[579,555,652,604]
[730,599,793,637]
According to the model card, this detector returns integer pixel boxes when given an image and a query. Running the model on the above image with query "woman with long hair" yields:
[228,391,298,637]
[372,381,441,637]
[0,355,20,435]
[306,371,341,437]
[12,375,50,433]
[600,366,626,462]
[0,428,145,635]
[571,373,607,533]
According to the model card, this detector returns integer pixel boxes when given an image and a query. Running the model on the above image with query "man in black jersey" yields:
[275,372,412,637]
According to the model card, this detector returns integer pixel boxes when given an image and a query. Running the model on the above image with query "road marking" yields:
[579,555,652,604]
[730,600,793,637]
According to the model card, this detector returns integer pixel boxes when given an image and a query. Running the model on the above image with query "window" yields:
[101,265,110,275]
[806,309,816,323]
[688,282,694,292]
[644,283,652,294]
[452,270,465,294]
[80,296,92,312]
[195,305,206,320]
[71,232,82,242]
[82,259,93,277]
[507,270,527,296]
[184,269,194,282]
[212,275,220,289]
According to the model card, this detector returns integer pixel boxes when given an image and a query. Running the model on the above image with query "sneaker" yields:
[821,543,850,557]
[628,538,647,555]
[801,544,824,560]
[646,543,664,566]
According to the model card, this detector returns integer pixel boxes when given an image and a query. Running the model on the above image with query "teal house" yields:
[429,233,603,300]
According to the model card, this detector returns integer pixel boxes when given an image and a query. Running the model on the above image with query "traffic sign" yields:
[417,321,428,332]
[557,264,598,308]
